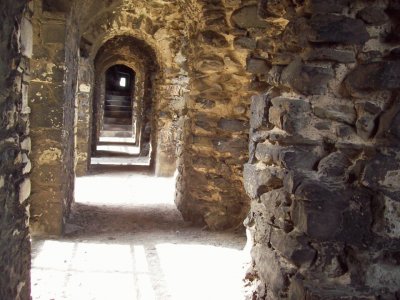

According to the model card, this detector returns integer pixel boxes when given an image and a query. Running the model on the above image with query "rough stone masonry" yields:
[243,0,400,298]
[0,0,400,299]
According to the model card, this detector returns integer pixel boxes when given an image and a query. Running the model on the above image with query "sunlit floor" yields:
[31,171,249,300]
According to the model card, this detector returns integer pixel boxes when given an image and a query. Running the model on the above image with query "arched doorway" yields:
[95,65,138,156]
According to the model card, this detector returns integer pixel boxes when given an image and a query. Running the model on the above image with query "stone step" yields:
[99,136,136,143]
[102,124,132,131]
[105,99,131,106]
[106,95,130,101]
[90,156,151,166]
[105,105,131,111]
[103,117,132,125]
[100,130,133,137]
[104,111,132,118]
[96,144,140,155]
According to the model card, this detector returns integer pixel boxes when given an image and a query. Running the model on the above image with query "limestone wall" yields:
[0,1,31,298]
[29,0,79,235]
[243,0,400,298]
[177,0,254,229]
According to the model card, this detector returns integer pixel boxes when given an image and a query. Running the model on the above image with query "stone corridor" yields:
[31,172,248,300]
[1,0,400,299]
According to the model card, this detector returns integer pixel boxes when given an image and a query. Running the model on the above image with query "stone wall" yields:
[0,0,31,298]
[75,57,93,176]
[177,0,253,229]
[244,0,400,298]
[29,0,79,235]
[29,1,68,235]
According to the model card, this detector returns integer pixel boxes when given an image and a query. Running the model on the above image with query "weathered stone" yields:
[292,179,349,240]
[246,58,270,74]
[374,195,400,238]
[346,61,400,92]
[244,162,284,198]
[308,14,370,44]
[303,48,356,63]
[212,137,247,155]
[250,94,270,130]
[200,30,228,47]
[217,118,247,132]
[361,151,400,201]
[304,0,350,14]
[231,5,268,29]
[357,7,389,26]
[282,60,334,95]
[357,50,383,63]
[386,24,400,43]
[42,23,66,44]
[269,97,311,133]
[356,114,377,140]
[313,103,356,125]
[270,228,316,267]
[317,152,351,178]
[233,37,256,50]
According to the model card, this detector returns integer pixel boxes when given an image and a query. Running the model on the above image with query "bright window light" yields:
[119,77,127,87]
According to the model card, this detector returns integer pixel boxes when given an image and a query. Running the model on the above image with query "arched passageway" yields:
[2,0,400,299]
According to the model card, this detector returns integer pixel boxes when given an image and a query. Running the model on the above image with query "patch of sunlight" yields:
[75,172,176,206]
[31,239,247,300]
[133,245,156,300]
[156,243,246,300]
[31,240,139,300]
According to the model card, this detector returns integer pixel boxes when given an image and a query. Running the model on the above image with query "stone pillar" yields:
[244,0,400,298]
[0,1,32,299]
[29,2,67,235]
[75,57,93,176]
[179,0,252,230]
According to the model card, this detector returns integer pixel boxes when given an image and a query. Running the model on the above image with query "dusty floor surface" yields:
[31,171,250,300]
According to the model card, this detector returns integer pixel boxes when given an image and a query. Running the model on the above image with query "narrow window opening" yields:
[119,77,127,87]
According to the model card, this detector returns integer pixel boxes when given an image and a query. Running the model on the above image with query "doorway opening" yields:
[95,65,138,156]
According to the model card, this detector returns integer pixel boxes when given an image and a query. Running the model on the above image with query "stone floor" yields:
[31,171,249,300]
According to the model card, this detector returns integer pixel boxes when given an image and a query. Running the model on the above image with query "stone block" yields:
[244,162,284,198]
[217,118,247,132]
[269,97,311,133]
[212,137,247,155]
[256,143,321,171]
[292,180,347,240]
[317,152,351,178]
[233,37,256,50]
[252,244,296,298]
[356,114,377,140]
[308,14,370,44]
[260,188,292,230]
[270,228,316,267]
[357,7,389,25]
[20,17,33,58]
[304,0,350,14]
[231,5,268,29]
[250,94,270,130]
[30,197,63,236]
[258,0,287,18]
[346,61,400,92]
[374,195,400,238]
[284,62,334,95]
[246,58,270,74]
[200,30,228,47]
[19,179,31,204]
[361,151,400,201]
[303,48,356,63]
[42,23,66,44]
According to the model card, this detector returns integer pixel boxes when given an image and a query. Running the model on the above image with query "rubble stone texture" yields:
[0,0,31,299]
[243,0,400,298]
